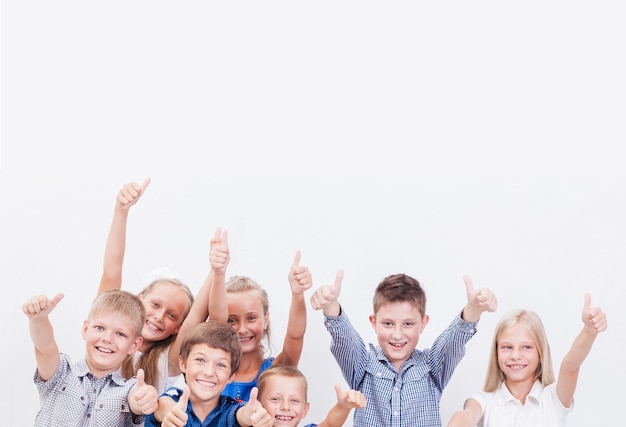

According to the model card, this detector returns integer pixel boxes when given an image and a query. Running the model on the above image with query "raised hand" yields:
[462,275,497,322]
[209,227,230,274]
[116,178,151,210]
[288,250,313,296]
[241,387,273,427]
[22,293,64,319]
[161,385,190,427]
[582,293,607,333]
[130,369,158,414]
[333,384,366,410]
[310,269,344,316]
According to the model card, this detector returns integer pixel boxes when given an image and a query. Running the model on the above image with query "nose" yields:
[280,399,290,411]
[391,325,403,340]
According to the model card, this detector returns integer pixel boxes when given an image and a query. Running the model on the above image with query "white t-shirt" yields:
[133,344,184,395]
[470,380,572,427]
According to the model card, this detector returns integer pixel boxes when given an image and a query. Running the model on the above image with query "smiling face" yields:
[226,290,269,355]
[139,282,190,344]
[180,343,234,411]
[82,312,143,377]
[259,375,309,427]
[497,323,540,388]
[369,301,428,372]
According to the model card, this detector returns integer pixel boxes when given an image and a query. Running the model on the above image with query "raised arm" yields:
[167,227,230,376]
[318,384,366,427]
[207,228,229,323]
[22,293,65,380]
[556,293,607,408]
[98,179,151,295]
[461,275,498,323]
[273,250,312,366]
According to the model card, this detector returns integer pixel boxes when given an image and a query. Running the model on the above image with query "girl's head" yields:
[137,278,194,344]
[225,276,272,357]
[257,364,310,427]
[484,309,555,392]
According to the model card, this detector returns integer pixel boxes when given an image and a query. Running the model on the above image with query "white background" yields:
[1,2,625,425]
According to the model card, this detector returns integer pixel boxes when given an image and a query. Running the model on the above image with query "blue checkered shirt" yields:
[33,353,143,426]
[144,387,244,426]
[325,309,478,427]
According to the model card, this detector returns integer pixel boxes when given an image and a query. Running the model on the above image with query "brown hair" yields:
[226,276,273,356]
[180,320,242,375]
[121,278,194,387]
[257,364,308,401]
[372,273,426,316]
[483,309,555,392]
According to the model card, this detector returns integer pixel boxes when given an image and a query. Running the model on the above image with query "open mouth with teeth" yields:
[507,364,527,370]
[145,320,163,333]
[96,346,114,354]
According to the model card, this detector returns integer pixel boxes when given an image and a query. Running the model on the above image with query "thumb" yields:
[292,250,302,269]
[333,383,343,399]
[249,387,259,405]
[141,178,151,191]
[178,384,190,410]
[51,293,65,308]
[222,229,229,247]
[463,275,475,294]
[584,293,592,312]
[212,227,222,244]
[332,269,344,295]
[135,368,145,388]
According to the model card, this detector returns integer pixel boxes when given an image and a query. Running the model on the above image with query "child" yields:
[145,320,273,427]
[221,250,312,402]
[257,364,366,427]
[446,293,607,427]
[310,271,497,427]
[23,290,159,426]
[98,179,228,395]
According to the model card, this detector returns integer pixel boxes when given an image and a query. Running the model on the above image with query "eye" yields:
[290,399,301,404]
[404,322,415,327]
[270,397,280,403]
[383,321,393,327]
[116,331,128,338]
[151,302,160,308]
[247,316,258,322]
[227,318,236,324]
[94,325,104,331]
[194,358,205,364]
[168,312,177,320]
[217,362,228,369]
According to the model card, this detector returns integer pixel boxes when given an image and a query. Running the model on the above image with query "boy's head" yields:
[257,364,310,427]
[82,290,146,377]
[369,274,430,372]
[178,320,242,404]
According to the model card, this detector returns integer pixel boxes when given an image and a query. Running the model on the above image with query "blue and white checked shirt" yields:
[325,309,478,427]
[33,353,143,426]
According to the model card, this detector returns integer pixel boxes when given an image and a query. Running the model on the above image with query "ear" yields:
[128,336,143,355]
[302,401,310,418]
[263,311,270,331]
[82,320,89,340]
[369,314,376,330]
[420,314,430,334]
[178,355,186,373]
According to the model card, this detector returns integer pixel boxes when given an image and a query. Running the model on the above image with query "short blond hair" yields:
[89,290,145,338]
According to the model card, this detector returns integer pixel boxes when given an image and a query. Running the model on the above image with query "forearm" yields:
[317,404,351,427]
[30,317,60,380]
[98,207,129,294]
[561,326,598,372]
[278,293,306,365]
[208,270,228,322]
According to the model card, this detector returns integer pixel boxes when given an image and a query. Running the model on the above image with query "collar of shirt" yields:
[496,379,544,405]
[73,356,128,386]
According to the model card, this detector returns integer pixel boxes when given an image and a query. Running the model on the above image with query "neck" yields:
[504,378,535,404]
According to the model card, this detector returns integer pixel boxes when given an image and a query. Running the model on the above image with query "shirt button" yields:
[393,411,399,416]
[394,387,399,392]
[376,372,382,377]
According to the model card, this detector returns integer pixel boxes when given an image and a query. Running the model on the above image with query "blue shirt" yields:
[221,357,275,402]
[144,387,244,427]
[325,308,478,427]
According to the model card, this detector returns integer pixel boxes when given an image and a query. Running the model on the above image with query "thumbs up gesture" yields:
[116,178,151,210]
[582,293,607,333]
[129,369,158,415]
[161,385,190,427]
[209,227,230,274]
[310,269,344,317]
[288,250,313,296]
[239,387,273,427]
[22,293,64,319]
[462,275,497,322]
